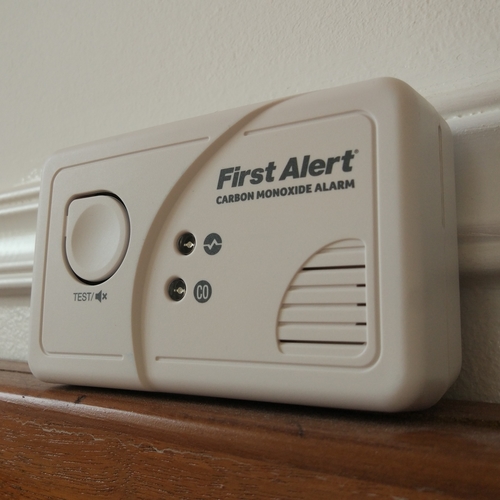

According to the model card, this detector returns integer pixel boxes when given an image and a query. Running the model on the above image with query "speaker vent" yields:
[278,239,367,356]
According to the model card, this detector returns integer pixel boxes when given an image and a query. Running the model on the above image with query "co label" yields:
[194,280,212,303]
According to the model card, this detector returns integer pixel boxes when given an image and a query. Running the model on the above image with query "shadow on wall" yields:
[446,274,500,403]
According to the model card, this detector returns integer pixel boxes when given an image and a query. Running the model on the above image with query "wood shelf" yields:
[1,360,500,499]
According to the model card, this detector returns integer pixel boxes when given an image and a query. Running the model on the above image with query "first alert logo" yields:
[215,150,357,205]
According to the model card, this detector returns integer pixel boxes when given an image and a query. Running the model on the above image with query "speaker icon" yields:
[95,291,107,303]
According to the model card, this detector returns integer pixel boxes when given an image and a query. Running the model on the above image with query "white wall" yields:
[2,0,499,191]
[1,0,500,403]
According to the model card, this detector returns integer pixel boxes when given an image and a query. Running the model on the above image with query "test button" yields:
[65,194,130,284]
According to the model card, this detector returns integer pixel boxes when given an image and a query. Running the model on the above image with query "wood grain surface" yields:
[0,361,499,499]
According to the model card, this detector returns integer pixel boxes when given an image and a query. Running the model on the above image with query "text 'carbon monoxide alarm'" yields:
[29,78,461,412]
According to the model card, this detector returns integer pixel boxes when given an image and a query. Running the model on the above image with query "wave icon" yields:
[203,233,222,255]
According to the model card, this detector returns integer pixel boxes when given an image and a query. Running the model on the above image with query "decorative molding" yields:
[0,183,39,294]
[444,106,500,275]
[429,80,500,119]
[0,84,499,293]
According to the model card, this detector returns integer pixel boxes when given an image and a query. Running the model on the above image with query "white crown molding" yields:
[428,80,500,119]
[0,83,499,293]
[0,183,39,294]
[436,83,500,274]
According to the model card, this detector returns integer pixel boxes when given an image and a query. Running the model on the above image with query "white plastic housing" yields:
[29,78,461,412]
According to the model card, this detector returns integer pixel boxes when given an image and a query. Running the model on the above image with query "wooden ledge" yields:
[1,361,500,499]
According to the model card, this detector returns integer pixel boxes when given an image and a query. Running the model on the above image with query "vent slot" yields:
[278,239,367,355]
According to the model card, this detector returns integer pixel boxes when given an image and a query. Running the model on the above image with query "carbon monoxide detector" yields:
[29,78,461,412]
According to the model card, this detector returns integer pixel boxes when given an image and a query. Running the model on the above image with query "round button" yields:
[65,195,130,284]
